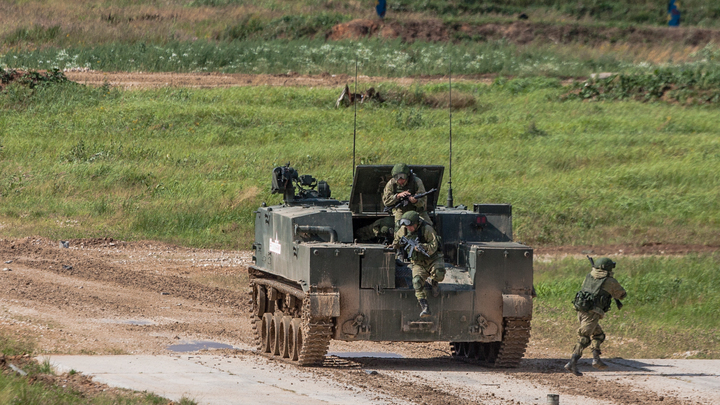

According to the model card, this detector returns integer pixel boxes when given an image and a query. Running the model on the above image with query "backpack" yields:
[572,274,610,312]
[573,290,596,312]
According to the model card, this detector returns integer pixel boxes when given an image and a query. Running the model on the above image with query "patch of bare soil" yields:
[63,70,497,90]
[328,18,447,43]
[329,18,720,47]
[1,237,717,403]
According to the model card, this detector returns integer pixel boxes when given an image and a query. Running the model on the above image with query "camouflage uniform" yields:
[355,216,395,242]
[393,220,445,301]
[382,175,432,226]
[566,258,626,376]
[573,267,626,356]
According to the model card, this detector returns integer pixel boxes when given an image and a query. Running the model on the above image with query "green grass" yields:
[3,39,718,79]
[1,39,642,78]
[1,77,719,248]
[0,371,187,404]
[0,333,36,356]
[534,254,720,358]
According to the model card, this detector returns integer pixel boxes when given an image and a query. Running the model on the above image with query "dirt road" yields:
[1,237,717,404]
[63,71,496,90]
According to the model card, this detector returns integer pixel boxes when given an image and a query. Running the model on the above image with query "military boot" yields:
[419,299,432,317]
[564,354,583,376]
[592,350,608,370]
[431,280,440,298]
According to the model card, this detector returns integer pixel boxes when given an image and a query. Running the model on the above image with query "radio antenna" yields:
[352,59,358,177]
[446,55,454,208]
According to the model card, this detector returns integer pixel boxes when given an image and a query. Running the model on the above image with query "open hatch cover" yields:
[349,165,444,214]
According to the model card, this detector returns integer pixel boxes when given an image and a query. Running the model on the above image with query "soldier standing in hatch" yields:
[392,211,445,318]
[382,163,432,232]
[565,257,627,376]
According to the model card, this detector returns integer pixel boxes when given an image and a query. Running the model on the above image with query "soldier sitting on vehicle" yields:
[355,216,395,243]
[382,164,433,235]
[391,210,445,318]
[565,257,627,376]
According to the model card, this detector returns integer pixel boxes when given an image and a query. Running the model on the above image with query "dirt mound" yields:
[328,18,720,46]
[0,69,68,90]
[327,18,447,42]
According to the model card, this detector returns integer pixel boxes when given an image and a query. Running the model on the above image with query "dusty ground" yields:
[63,70,497,90]
[1,237,717,404]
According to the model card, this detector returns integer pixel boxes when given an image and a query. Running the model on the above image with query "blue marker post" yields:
[668,0,681,27]
[375,0,387,19]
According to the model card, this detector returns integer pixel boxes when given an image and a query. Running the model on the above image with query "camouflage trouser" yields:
[573,310,606,356]
[411,256,445,300]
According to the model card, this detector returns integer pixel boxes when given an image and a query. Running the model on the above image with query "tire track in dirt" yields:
[1,237,249,310]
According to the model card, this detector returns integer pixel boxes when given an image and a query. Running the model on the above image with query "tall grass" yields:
[0,78,719,248]
[0,39,678,77]
[534,254,720,358]
[5,40,720,78]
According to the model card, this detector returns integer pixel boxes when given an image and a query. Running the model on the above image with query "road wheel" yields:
[254,285,266,317]
[279,316,293,358]
[449,342,460,357]
[472,342,483,360]
[260,313,273,353]
[250,315,262,350]
[270,314,282,355]
[289,318,302,361]
[478,341,500,364]
[463,342,476,359]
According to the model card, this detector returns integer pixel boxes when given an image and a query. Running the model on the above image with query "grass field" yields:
[1,77,719,249]
[2,0,720,52]
[3,40,719,79]
[1,1,718,402]
[534,254,720,359]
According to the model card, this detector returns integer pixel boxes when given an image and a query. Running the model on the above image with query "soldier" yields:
[392,211,445,318]
[565,257,627,376]
[382,163,433,232]
[355,216,394,243]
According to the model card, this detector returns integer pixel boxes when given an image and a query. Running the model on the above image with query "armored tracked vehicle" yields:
[250,164,533,367]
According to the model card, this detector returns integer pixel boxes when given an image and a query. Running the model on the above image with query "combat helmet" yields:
[593,257,616,271]
[391,163,411,181]
[399,210,420,227]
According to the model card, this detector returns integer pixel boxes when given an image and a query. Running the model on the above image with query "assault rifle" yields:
[587,255,623,310]
[383,188,437,213]
[400,236,430,259]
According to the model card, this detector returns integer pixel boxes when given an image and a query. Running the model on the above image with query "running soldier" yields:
[565,257,627,376]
